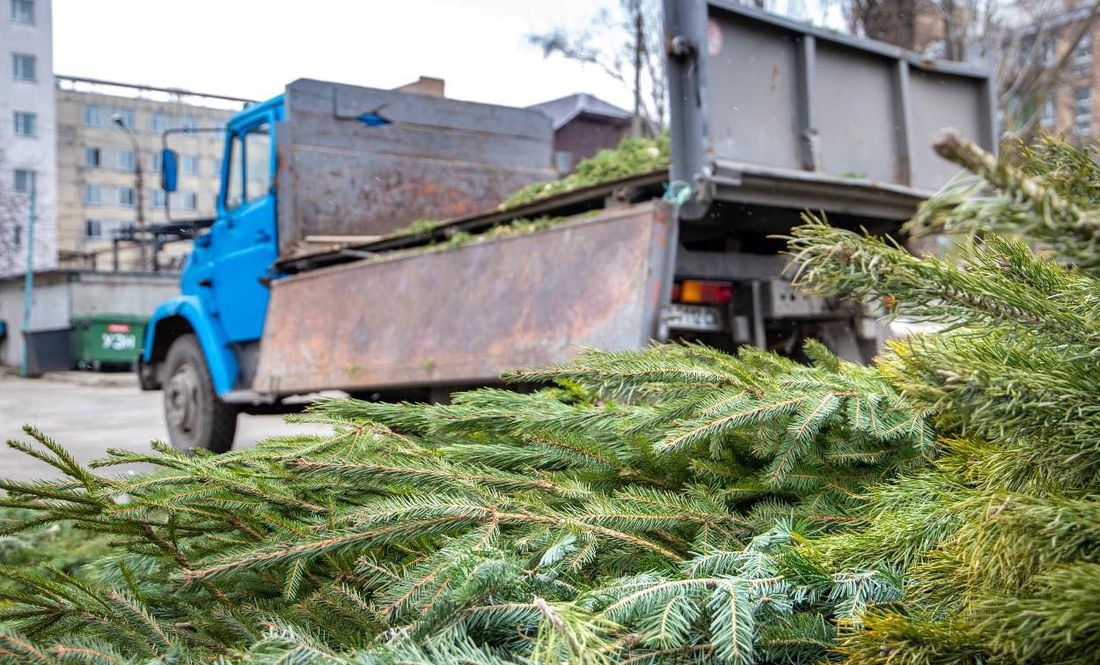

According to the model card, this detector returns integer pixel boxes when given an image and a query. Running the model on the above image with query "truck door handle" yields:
[198,278,213,288]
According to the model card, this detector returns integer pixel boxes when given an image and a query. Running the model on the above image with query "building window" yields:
[1043,40,1056,67]
[84,184,101,206]
[13,111,36,137]
[182,191,198,210]
[84,147,101,168]
[118,186,135,207]
[1075,33,1093,79]
[1040,98,1056,129]
[13,169,33,193]
[83,105,101,126]
[149,151,162,173]
[151,189,166,209]
[84,219,102,239]
[12,53,35,81]
[1018,37,1035,68]
[12,224,21,247]
[82,105,100,127]
[116,149,135,172]
[10,0,33,23]
[180,115,197,131]
[181,154,199,175]
[1075,86,1092,136]
[150,112,169,134]
[114,108,135,130]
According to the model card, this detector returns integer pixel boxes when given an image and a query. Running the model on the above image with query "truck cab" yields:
[138,98,283,451]
[138,80,558,452]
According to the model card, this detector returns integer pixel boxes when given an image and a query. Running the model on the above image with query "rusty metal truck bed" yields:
[253,202,674,396]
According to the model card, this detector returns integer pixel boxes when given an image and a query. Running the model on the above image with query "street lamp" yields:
[112,112,147,271]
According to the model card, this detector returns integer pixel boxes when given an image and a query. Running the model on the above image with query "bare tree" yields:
[841,0,995,59]
[838,0,1100,141]
[0,151,29,277]
[995,0,1100,138]
[528,0,668,135]
[846,0,919,49]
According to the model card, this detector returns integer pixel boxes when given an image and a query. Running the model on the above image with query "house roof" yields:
[527,93,632,130]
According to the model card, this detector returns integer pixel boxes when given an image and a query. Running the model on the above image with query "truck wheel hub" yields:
[167,363,200,431]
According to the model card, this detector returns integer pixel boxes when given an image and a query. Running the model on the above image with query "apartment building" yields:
[0,0,57,277]
[1002,4,1100,142]
[1037,26,1095,140]
[54,77,247,270]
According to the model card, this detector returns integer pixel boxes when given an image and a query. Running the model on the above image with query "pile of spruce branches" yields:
[1,133,1098,665]
[499,134,670,210]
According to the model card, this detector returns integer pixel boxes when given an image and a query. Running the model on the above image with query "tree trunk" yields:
[942,0,964,61]
[632,2,644,137]
[856,0,918,50]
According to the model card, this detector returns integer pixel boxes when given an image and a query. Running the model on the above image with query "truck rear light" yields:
[674,280,734,305]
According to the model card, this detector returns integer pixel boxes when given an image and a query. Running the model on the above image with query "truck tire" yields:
[163,334,237,453]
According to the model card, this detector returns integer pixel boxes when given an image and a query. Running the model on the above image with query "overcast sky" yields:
[53,0,641,109]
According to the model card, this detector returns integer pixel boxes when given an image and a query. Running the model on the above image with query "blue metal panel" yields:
[143,295,239,395]
[154,93,285,392]
[212,232,276,341]
[208,99,284,343]
[175,95,285,351]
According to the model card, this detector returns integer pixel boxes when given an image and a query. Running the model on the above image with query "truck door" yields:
[212,118,277,343]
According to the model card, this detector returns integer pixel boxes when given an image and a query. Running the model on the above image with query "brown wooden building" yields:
[527,93,632,175]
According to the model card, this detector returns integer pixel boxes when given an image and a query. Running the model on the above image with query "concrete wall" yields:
[0,270,178,367]
[0,271,70,366]
[69,272,178,317]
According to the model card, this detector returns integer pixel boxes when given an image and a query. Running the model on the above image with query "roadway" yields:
[0,370,330,481]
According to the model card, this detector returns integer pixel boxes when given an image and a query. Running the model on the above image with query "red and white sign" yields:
[707,19,723,56]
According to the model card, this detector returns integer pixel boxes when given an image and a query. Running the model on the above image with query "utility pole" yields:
[135,149,146,270]
[20,172,36,378]
[113,113,147,270]
[632,1,644,138]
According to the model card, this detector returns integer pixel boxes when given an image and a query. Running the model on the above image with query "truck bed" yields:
[253,201,674,396]
[275,155,935,276]
[275,168,669,273]
[275,79,556,259]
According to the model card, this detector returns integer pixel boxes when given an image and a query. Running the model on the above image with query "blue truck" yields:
[139,1,996,452]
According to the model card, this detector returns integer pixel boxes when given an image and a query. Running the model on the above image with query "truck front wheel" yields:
[163,334,238,453]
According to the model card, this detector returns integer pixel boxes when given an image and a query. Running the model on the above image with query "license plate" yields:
[662,304,726,332]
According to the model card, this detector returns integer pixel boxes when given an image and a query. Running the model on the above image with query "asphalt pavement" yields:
[0,370,331,481]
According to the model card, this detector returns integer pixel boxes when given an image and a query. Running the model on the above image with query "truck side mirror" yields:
[161,148,179,192]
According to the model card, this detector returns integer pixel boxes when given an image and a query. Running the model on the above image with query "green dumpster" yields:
[71,314,148,370]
